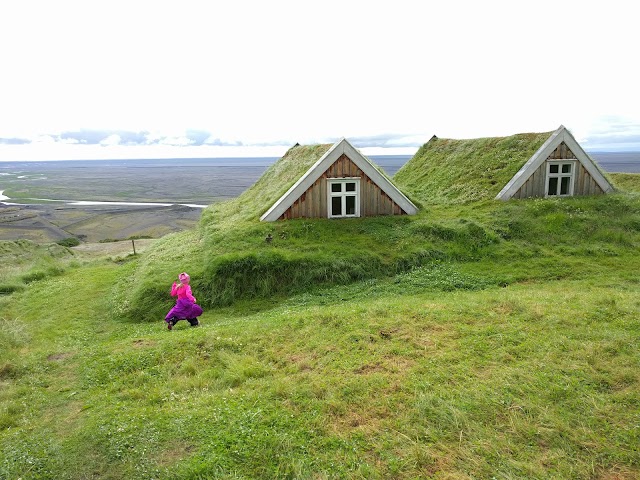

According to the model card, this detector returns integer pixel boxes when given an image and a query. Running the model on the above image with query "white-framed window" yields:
[545,161,576,197]
[327,178,360,218]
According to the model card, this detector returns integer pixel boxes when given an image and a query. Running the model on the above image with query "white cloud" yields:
[159,136,193,147]
[100,135,121,146]
[32,135,57,144]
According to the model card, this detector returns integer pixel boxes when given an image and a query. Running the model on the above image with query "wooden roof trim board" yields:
[260,138,418,221]
[495,125,614,200]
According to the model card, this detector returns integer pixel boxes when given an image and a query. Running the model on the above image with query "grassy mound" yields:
[610,172,640,193]
[0,239,76,294]
[114,137,640,320]
[119,214,494,319]
[394,132,551,204]
[119,188,640,321]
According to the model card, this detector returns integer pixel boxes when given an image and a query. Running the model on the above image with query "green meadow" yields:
[1,157,639,478]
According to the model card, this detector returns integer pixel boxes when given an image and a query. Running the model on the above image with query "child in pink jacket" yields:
[164,272,203,330]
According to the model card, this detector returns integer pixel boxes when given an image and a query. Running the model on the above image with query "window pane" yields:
[562,164,571,173]
[331,183,342,193]
[345,182,356,192]
[550,164,559,174]
[331,196,342,216]
[560,177,570,195]
[548,177,558,195]
[345,196,356,215]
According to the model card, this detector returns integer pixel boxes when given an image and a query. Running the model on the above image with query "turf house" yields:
[394,125,614,204]
[496,125,614,200]
[260,137,418,221]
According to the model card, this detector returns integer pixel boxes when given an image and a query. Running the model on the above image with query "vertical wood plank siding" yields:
[548,142,577,160]
[280,154,406,219]
[515,163,546,198]
[513,142,604,198]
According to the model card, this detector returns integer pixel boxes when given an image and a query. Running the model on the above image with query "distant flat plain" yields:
[0,153,638,243]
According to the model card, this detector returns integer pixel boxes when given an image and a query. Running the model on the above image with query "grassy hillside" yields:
[2,152,640,477]
[119,187,640,323]
[1,224,639,478]
[393,132,552,204]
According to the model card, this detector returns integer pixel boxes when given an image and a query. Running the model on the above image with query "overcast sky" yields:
[1,0,638,161]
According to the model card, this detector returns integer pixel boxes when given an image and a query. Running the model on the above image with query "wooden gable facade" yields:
[260,138,417,222]
[496,126,614,200]
[279,153,406,220]
[508,141,605,199]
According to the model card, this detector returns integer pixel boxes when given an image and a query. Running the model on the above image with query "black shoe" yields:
[188,318,199,327]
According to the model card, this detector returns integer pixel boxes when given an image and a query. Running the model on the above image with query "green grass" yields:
[1,255,639,478]
[2,191,640,478]
[393,132,552,204]
[610,172,640,193]
[120,192,640,320]
[0,239,78,293]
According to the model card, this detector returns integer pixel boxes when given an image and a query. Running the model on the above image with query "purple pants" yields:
[165,298,203,321]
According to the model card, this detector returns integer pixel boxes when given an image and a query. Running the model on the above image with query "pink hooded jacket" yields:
[171,282,196,303]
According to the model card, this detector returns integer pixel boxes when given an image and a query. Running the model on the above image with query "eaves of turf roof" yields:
[393,131,553,204]
[242,143,333,219]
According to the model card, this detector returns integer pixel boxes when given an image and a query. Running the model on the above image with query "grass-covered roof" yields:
[394,131,553,204]
[203,143,332,225]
